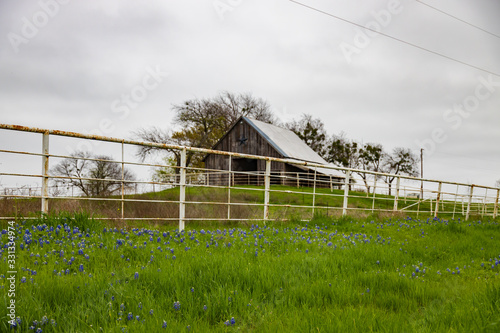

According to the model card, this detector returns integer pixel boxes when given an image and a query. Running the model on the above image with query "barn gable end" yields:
[205,117,344,187]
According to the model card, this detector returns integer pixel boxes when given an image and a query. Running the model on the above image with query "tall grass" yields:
[1,214,500,332]
[1,184,477,224]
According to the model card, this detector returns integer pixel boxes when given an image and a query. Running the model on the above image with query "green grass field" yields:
[1,213,500,332]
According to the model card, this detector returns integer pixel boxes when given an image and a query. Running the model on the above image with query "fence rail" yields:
[0,123,498,230]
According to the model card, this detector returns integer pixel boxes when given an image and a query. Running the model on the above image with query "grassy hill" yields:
[2,184,491,226]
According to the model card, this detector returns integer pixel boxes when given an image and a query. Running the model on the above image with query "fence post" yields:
[227,156,232,221]
[121,140,125,221]
[371,176,378,213]
[494,189,499,219]
[264,159,271,222]
[41,132,49,215]
[297,173,300,188]
[342,170,350,216]
[482,189,488,217]
[466,184,474,221]
[179,148,187,231]
[312,167,317,217]
[393,176,400,212]
[434,182,442,217]
[452,185,459,219]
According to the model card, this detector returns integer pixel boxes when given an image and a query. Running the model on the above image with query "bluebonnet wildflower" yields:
[149,309,154,315]
[162,320,167,328]
[127,313,133,320]
[173,301,180,310]
[79,264,84,272]
[203,305,207,311]
[134,272,139,280]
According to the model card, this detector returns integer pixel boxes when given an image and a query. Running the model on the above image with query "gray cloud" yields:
[0,0,499,187]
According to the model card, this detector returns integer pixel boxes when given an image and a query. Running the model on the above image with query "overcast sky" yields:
[0,0,499,189]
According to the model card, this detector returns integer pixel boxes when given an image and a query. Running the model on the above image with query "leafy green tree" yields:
[325,133,360,171]
[286,114,328,158]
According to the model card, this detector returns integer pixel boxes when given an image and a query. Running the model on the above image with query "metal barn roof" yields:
[244,117,344,178]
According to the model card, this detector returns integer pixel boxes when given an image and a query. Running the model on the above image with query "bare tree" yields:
[382,148,419,195]
[134,91,276,172]
[52,151,135,197]
[357,143,384,195]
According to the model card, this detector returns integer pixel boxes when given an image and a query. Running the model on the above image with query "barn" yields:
[204,117,345,188]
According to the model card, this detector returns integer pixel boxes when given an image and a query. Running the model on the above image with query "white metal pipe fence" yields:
[0,124,498,231]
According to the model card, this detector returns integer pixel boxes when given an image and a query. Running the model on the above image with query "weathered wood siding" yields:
[205,118,344,188]
[205,119,285,185]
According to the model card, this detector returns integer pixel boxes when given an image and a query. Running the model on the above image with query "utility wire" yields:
[288,0,500,77]
[416,0,500,40]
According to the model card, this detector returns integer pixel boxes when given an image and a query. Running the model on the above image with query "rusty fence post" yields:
[264,159,271,222]
[482,189,488,217]
[434,182,442,217]
[121,140,125,221]
[466,184,474,221]
[452,185,459,219]
[494,189,499,219]
[342,170,350,216]
[227,155,231,221]
[312,167,317,217]
[41,132,49,215]
[371,176,377,213]
[179,148,187,231]
[393,176,400,213]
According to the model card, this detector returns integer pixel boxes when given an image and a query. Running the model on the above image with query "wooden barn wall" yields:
[206,120,285,171]
[205,120,285,185]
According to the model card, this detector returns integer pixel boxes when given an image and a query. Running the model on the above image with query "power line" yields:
[288,0,500,77]
[416,0,500,40]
